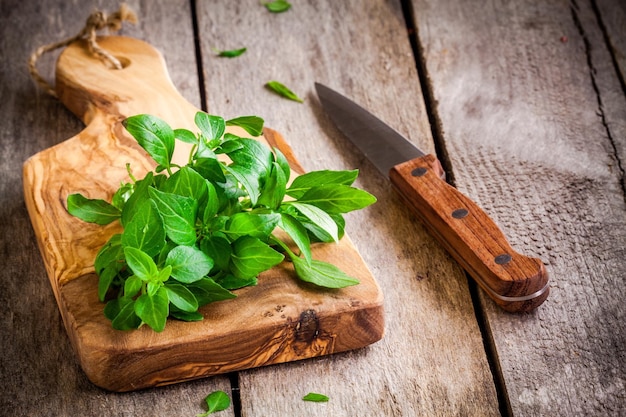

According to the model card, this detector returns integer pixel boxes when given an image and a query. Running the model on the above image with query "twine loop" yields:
[28,4,137,98]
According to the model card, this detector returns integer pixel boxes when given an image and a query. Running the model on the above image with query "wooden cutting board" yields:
[22,36,384,392]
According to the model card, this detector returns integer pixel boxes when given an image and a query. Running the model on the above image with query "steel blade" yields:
[315,82,425,176]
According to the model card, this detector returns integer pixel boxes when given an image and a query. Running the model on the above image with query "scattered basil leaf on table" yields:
[265,80,304,103]
[302,392,330,402]
[263,0,291,13]
[215,47,247,58]
[197,390,231,416]
[67,112,376,332]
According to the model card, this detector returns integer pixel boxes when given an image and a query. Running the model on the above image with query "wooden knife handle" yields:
[388,154,549,313]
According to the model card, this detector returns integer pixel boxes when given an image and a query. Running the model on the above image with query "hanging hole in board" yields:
[104,56,131,70]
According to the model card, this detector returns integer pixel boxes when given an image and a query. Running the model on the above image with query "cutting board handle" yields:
[23,36,202,292]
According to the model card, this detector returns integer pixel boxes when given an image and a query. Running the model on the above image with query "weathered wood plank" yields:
[0,0,233,415]
[411,0,626,415]
[197,1,499,416]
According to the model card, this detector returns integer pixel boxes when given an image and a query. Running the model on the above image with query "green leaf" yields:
[195,112,225,141]
[265,80,303,102]
[123,114,175,169]
[302,392,329,402]
[198,390,231,416]
[225,164,262,206]
[286,170,358,199]
[124,275,143,298]
[273,147,291,183]
[228,138,274,176]
[289,202,338,242]
[297,184,377,214]
[66,193,121,225]
[163,166,209,211]
[200,235,232,272]
[98,264,120,302]
[110,298,142,330]
[230,236,284,279]
[121,171,153,226]
[202,181,219,224]
[226,116,264,136]
[263,0,291,13]
[170,308,204,322]
[292,257,359,288]
[148,187,198,246]
[215,274,258,290]
[124,247,159,281]
[121,199,166,257]
[187,278,236,307]
[164,282,198,312]
[216,47,247,58]
[166,245,214,283]
[134,287,169,332]
[226,212,280,240]
[95,234,123,274]
[257,162,287,209]
[111,182,134,211]
[278,213,311,264]
[174,128,198,144]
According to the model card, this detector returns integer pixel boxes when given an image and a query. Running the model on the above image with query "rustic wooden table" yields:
[1,0,624,416]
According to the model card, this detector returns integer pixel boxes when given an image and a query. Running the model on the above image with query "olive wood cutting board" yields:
[22,36,384,392]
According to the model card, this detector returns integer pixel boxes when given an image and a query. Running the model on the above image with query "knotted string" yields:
[28,4,137,98]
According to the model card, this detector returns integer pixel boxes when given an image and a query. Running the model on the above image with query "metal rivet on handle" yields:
[452,208,468,219]
[412,167,428,177]
[495,254,512,265]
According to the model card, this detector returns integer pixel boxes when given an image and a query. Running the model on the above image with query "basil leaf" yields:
[166,245,213,283]
[215,274,258,290]
[163,166,208,210]
[225,164,262,206]
[292,257,359,288]
[174,128,197,144]
[124,247,158,281]
[123,114,175,169]
[187,278,236,306]
[289,202,339,242]
[264,0,291,13]
[226,212,280,240]
[124,275,143,298]
[95,234,123,274]
[164,282,198,312]
[110,298,142,331]
[121,199,166,257]
[297,184,377,214]
[278,213,311,264]
[226,116,264,136]
[200,235,232,272]
[134,287,169,332]
[98,264,120,302]
[216,47,247,58]
[195,112,225,141]
[302,392,329,402]
[273,147,291,183]
[202,181,219,224]
[286,170,358,199]
[258,162,287,209]
[265,80,303,102]
[227,138,274,177]
[120,171,153,226]
[230,236,284,279]
[66,193,121,225]
[148,187,198,246]
[199,390,231,416]
[170,308,204,322]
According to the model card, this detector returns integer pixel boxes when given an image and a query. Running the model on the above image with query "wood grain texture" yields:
[1,0,232,414]
[411,0,626,414]
[197,1,500,416]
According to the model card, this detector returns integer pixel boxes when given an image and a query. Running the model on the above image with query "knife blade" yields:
[315,82,549,312]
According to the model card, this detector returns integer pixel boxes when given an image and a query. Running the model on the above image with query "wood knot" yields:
[295,309,319,343]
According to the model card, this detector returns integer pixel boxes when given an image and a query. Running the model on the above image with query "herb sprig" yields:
[67,112,376,332]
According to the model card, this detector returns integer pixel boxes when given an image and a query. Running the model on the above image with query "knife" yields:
[315,82,549,313]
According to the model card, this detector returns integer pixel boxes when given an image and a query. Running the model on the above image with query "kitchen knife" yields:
[315,82,549,313]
